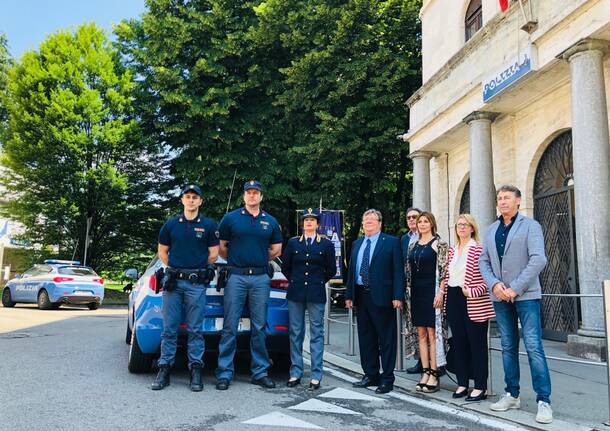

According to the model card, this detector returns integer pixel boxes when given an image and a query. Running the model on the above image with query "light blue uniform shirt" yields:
[355,231,381,285]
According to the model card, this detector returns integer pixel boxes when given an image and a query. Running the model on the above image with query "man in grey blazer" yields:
[479,185,553,424]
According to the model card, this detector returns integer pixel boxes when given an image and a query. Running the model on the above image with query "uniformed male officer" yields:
[282,208,336,390]
[215,180,283,390]
[151,184,219,392]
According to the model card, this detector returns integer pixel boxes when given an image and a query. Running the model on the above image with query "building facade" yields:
[404,0,610,359]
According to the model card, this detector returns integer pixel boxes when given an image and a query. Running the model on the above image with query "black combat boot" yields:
[151,364,171,390]
[190,363,203,392]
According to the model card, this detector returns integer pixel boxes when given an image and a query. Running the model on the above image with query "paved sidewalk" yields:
[303,310,608,431]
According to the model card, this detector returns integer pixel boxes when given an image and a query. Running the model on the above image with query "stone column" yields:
[562,39,610,359]
[463,111,498,229]
[409,151,434,211]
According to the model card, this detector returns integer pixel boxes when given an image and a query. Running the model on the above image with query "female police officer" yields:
[152,184,219,392]
[282,208,336,390]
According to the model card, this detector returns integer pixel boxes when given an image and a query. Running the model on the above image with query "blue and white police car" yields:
[125,257,290,373]
[1,260,105,310]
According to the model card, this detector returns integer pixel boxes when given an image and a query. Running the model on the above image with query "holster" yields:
[160,267,177,292]
[216,266,229,292]
[154,267,165,294]
[199,264,216,285]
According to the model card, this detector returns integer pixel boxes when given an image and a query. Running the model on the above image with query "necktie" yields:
[359,238,371,286]
[307,237,312,246]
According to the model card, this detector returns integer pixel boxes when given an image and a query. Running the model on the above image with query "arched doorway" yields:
[459,179,470,214]
[533,131,579,341]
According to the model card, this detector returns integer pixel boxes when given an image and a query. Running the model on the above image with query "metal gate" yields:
[533,131,579,341]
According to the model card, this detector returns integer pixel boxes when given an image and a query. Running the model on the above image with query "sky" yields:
[0,0,147,59]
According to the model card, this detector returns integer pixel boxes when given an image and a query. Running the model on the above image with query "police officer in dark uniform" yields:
[282,208,336,390]
[151,184,219,391]
[215,180,283,390]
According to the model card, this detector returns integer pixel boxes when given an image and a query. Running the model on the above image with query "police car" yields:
[125,257,290,373]
[1,260,105,310]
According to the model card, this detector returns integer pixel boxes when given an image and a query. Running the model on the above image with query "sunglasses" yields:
[456,223,471,228]
[406,215,419,220]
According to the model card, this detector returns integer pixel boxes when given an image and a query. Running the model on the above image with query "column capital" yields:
[560,38,610,62]
[408,150,438,160]
[462,111,499,125]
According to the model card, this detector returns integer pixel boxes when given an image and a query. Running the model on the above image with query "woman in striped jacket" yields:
[434,214,495,402]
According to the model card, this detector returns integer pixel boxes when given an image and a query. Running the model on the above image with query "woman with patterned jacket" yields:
[438,214,495,402]
[404,211,449,393]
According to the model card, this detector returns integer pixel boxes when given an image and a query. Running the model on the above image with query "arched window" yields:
[465,0,483,42]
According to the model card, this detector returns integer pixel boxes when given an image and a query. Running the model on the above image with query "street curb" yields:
[303,337,596,431]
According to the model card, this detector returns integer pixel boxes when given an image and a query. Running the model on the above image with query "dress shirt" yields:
[356,231,381,285]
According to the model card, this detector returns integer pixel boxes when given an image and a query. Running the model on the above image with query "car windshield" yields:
[58,266,97,276]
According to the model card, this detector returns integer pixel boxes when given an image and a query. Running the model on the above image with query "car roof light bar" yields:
[44,259,81,265]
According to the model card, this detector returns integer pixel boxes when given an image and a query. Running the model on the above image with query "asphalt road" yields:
[0,305,511,431]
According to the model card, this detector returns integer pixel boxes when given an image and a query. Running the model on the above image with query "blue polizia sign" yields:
[483,45,538,103]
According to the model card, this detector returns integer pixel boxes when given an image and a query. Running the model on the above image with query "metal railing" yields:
[321,281,610,424]
[323,283,356,356]
[485,284,610,426]
[322,283,406,369]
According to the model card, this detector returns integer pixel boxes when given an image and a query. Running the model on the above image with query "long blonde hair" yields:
[454,213,480,246]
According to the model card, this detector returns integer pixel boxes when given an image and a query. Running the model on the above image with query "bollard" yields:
[487,321,494,396]
[324,283,331,345]
[602,281,610,426]
[396,309,404,371]
[348,307,356,356]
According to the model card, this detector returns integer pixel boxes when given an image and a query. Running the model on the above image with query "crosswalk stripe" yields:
[289,398,362,415]
[319,387,385,402]
[242,411,324,429]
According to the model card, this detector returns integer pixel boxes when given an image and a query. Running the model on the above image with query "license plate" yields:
[214,317,250,331]
[73,291,92,296]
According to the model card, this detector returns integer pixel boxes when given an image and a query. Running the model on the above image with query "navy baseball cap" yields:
[181,184,203,196]
[244,180,262,192]
[301,208,321,221]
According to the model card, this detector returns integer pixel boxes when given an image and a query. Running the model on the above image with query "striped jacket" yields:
[443,243,495,322]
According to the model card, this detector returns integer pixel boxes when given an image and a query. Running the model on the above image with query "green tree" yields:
[115,0,298,232]
[0,24,168,270]
[117,0,422,245]
[253,0,421,241]
[0,33,11,129]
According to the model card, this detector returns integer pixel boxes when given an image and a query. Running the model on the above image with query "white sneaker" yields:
[536,401,553,424]
[490,393,521,411]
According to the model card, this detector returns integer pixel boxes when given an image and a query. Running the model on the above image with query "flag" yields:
[500,0,509,12]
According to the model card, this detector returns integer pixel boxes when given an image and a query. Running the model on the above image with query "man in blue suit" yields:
[346,209,404,394]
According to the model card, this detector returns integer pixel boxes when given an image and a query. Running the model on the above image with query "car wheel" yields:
[87,302,99,310]
[125,316,132,345]
[128,328,154,373]
[2,288,16,308]
[37,290,53,310]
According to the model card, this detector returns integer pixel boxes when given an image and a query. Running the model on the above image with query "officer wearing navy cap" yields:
[151,184,219,392]
[215,180,283,390]
[281,208,336,390]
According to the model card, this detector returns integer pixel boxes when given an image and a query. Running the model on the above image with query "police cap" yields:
[181,184,203,196]
[244,180,263,192]
[301,207,321,221]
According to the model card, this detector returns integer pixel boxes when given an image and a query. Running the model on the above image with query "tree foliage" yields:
[116,0,421,244]
[115,0,298,231]
[0,33,11,129]
[0,24,169,270]
[253,0,421,240]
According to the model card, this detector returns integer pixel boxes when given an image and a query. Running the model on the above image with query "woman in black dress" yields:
[406,212,448,393]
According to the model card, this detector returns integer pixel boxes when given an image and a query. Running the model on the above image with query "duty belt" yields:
[174,268,202,282]
[229,266,267,276]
